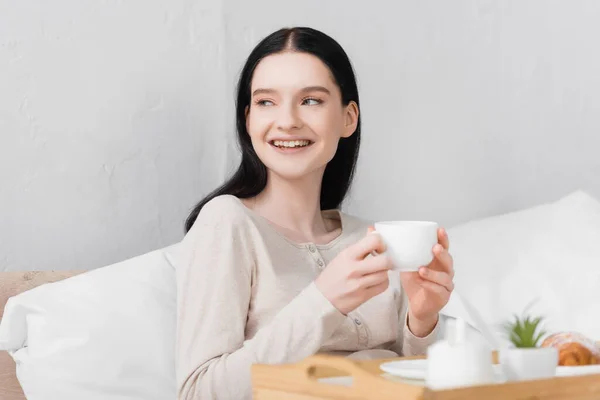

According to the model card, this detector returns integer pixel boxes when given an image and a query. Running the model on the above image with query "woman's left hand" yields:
[400,227,454,337]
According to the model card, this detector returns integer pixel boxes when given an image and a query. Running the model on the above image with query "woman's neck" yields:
[245,170,341,244]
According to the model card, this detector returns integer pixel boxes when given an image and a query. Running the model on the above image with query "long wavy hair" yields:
[185,27,361,232]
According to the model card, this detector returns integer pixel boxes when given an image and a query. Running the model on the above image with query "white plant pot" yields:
[499,347,558,381]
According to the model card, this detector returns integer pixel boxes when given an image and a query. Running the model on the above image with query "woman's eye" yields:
[255,99,274,106]
[303,98,322,106]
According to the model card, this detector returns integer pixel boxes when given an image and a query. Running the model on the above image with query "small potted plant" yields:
[499,314,558,381]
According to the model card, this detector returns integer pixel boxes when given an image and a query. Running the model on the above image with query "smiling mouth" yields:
[269,140,313,149]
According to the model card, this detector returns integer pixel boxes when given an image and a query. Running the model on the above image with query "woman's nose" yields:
[276,104,302,131]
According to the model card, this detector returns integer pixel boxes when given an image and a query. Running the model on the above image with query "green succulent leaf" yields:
[503,312,546,348]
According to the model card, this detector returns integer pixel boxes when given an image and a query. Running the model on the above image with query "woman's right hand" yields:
[314,230,393,315]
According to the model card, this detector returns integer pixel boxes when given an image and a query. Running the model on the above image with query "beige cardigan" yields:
[175,195,441,400]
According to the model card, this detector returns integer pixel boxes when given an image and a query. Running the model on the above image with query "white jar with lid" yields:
[426,318,495,390]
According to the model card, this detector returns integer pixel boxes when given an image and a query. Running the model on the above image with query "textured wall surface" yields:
[228,0,600,224]
[2,0,599,271]
[0,0,228,271]
[342,0,600,226]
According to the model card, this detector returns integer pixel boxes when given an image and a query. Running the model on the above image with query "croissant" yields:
[541,332,600,366]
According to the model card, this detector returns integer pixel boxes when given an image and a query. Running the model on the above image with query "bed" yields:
[1,191,599,399]
[0,271,83,400]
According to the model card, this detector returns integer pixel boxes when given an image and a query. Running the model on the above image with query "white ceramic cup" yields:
[373,221,439,271]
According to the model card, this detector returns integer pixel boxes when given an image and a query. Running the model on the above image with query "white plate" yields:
[379,359,428,380]
[381,360,600,380]
[556,364,600,377]
[380,359,505,381]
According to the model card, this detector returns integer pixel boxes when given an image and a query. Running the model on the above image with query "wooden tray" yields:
[252,354,600,400]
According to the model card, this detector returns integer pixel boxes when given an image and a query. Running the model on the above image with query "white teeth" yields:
[273,140,310,148]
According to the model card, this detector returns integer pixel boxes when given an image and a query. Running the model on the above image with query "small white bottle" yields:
[425,318,495,390]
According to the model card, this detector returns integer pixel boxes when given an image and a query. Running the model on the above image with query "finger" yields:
[432,245,454,277]
[364,278,390,298]
[356,254,393,275]
[358,269,389,289]
[367,225,375,234]
[419,267,454,292]
[438,228,450,250]
[348,232,386,260]
[418,278,453,297]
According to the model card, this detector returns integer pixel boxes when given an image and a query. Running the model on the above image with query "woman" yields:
[175,26,454,400]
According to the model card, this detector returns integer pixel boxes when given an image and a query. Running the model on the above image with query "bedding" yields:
[442,190,600,344]
[0,271,83,400]
[0,245,178,400]
[2,190,600,399]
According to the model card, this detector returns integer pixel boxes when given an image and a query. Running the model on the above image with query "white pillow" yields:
[441,197,554,333]
[442,190,600,345]
[0,244,179,400]
[506,190,600,339]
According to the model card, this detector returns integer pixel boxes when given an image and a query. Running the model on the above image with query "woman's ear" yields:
[341,101,359,138]
[245,105,250,132]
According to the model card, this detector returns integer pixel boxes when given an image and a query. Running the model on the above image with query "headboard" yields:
[0,270,84,400]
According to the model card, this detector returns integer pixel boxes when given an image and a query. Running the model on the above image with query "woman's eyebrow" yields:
[252,86,331,96]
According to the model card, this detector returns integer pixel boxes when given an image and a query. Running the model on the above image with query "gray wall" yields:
[0,1,228,271]
[2,0,599,271]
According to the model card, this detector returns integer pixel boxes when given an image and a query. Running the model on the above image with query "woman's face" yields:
[246,51,358,181]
